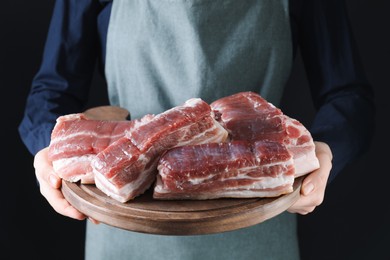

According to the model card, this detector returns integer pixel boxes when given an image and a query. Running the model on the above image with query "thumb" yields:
[301,142,333,196]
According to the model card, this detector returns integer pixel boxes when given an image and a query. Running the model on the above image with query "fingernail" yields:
[303,183,314,195]
[49,174,58,186]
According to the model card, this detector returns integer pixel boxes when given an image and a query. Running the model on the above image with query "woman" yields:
[19,0,375,259]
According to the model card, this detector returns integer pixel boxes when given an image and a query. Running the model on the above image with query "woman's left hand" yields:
[287,141,333,215]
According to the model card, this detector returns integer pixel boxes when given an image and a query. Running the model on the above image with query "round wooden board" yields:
[83,106,130,121]
[62,177,303,236]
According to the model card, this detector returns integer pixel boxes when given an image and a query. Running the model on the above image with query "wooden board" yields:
[62,106,303,235]
[62,177,303,236]
[83,106,130,120]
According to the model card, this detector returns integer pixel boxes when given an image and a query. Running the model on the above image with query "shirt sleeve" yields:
[18,0,103,155]
[298,0,376,182]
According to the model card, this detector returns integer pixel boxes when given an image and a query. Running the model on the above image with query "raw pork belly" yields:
[91,98,229,203]
[154,140,295,200]
[210,91,320,177]
[48,113,150,183]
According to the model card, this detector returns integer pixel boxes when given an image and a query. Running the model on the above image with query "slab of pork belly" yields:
[210,91,319,177]
[92,98,229,202]
[153,140,295,200]
[48,113,152,183]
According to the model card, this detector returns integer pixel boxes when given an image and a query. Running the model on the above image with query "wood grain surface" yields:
[62,177,303,235]
[84,106,130,121]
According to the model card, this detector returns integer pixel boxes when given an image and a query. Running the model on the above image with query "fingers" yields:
[287,142,333,215]
[288,172,326,215]
[88,217,100,225]
[33,147,87,221]
[47,172,61,189]
[39,177,87,220]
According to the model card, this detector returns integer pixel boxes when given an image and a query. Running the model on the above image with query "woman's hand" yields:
[287,141,333,215]
[34,147,99,223]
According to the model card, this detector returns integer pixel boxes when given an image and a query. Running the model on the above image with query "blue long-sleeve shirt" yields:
[18,0,375,182]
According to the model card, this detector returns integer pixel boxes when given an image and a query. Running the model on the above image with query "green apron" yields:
[86,0,298,259]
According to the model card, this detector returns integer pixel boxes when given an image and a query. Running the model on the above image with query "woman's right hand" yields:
[34,147,91,221]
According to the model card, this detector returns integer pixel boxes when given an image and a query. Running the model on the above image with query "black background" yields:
[1,1,389,259]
